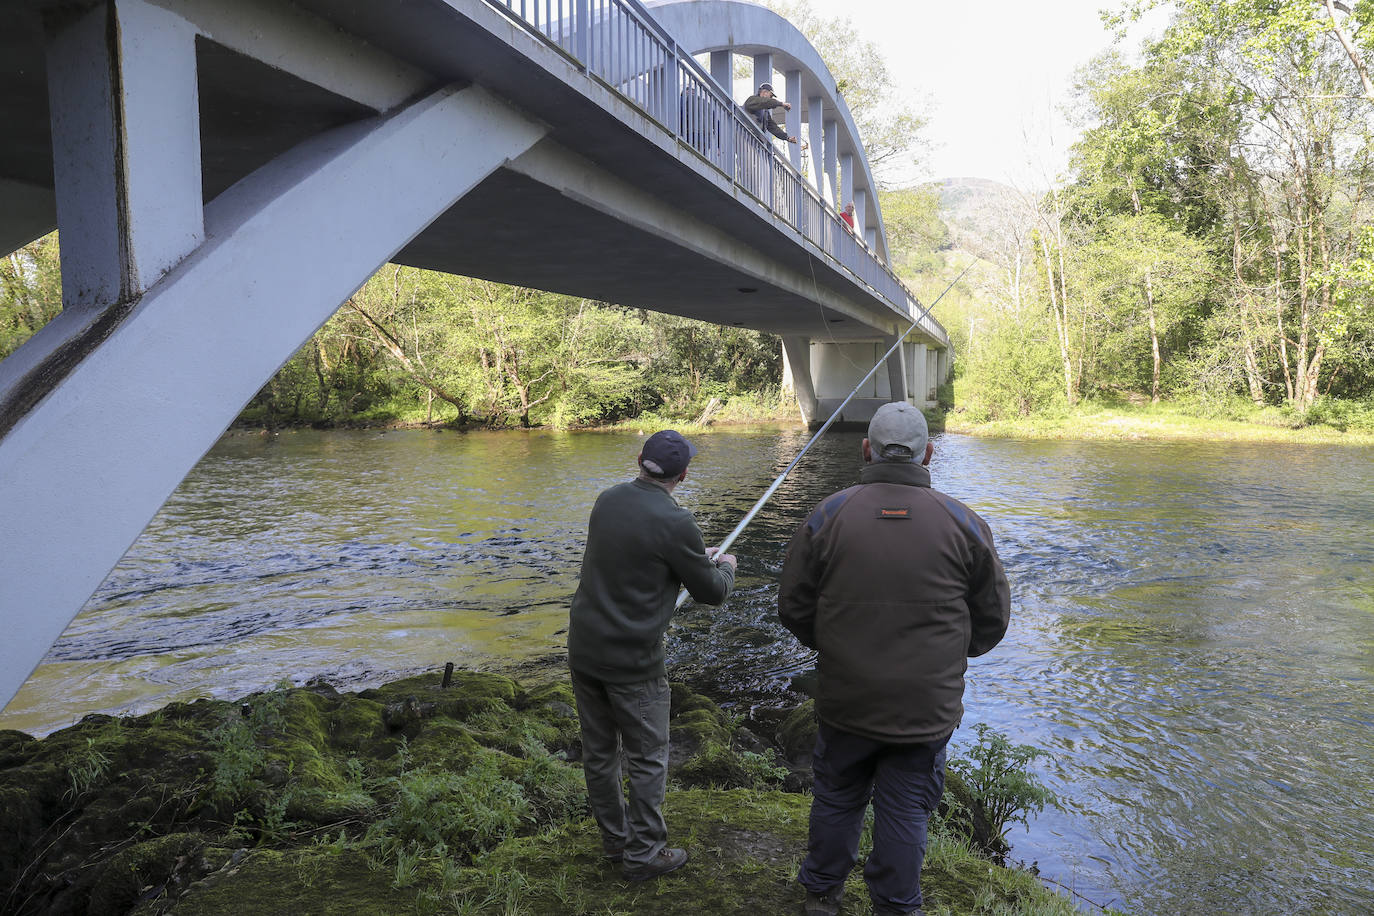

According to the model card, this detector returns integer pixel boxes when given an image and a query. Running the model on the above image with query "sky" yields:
[796,0,1171,187]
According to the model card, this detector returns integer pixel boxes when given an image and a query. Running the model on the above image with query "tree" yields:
[0,234,62,361]
[1095,0,1374,410]
[879,187,950,277]
[1079,213,1210,399]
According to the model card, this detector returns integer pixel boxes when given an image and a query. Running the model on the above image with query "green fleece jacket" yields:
[568,478,735,683]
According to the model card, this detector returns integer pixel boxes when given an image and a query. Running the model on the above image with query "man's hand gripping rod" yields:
[675,261,977,610]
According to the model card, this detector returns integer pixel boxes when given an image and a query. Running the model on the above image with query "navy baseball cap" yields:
[640,429,697,478]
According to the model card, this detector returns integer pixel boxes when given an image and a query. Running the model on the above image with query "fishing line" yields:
[675,257,979,610]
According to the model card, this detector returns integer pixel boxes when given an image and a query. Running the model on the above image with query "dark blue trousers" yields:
[798,723,948,913]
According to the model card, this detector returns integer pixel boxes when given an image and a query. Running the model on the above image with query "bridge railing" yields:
[482,0,941,339]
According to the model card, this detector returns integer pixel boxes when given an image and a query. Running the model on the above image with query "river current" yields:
[3,427,1372,914]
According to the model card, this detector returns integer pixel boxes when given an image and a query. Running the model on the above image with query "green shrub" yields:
[364,755,530,862]
[676,743,788,790]
[1303,396,1374,432]
[948,724,1054,844]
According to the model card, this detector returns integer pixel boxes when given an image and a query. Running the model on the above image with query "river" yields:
[3,427,1372,914]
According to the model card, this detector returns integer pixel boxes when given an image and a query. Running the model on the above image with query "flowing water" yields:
[3,427,1372,915]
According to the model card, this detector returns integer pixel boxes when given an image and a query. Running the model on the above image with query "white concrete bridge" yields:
[0,0,951,709]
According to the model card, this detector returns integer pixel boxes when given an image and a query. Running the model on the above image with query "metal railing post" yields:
[661,43,678,131]
[575,0,590,66]
[476,0,940,347]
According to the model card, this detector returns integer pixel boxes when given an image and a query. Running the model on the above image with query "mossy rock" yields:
[400,720,484,771]
[85,832,215,916]
[436,788,1077,915]
[445,789,811,914]
[168,846,419,915]
[520,680,576,714]
[359,670,520,711]
[0,729,37,768]
[667,684,734,767]
[675,741,761,790]
[285,786,378,825]
[776,699,818,767]
[321,695,388,755]
[0,672,1077,916]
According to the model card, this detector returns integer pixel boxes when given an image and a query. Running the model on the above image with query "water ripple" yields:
[5,429,1373,915]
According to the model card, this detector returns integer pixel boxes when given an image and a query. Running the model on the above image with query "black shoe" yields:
[802,887,845,915]
[623,847,688,882]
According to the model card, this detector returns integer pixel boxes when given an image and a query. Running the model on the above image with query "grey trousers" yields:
[570,670,671,868]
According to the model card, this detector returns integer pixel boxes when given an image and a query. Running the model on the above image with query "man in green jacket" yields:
[743,82,799,145]
[779,402,1011,916]
[568,430,737,882]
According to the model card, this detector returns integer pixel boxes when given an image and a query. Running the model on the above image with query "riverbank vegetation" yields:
[0,670,1085,915]
[914,1,1374,438]
[4,2,1371,442]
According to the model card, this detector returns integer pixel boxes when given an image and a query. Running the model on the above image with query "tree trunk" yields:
[1325,0,1374,98]
[311,340,331,413]
[1128,181,1163,403]
[346,299,468,419]
[1228,178,1266,404]
[1038,234,1075,406]
[1145,273,1161,403]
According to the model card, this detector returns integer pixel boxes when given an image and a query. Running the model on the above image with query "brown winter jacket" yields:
[778,460,1010,743]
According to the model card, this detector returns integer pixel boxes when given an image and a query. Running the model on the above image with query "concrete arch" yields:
[644,0,890,259]
[0,65,546,709]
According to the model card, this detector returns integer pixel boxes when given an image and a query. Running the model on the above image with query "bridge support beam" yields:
[752,53,772,94]
[883,332,908,403]
[781,336,817,425]
[911,342,928,405]
[853,187,868,243]
[840,152,853,208]
[785,70,803,172]
[823,119,838,206]
[807,96,824,192]
[48,0,204,315]
[795,338,943,426]
[709,50,732,92]
[0,77,547,710]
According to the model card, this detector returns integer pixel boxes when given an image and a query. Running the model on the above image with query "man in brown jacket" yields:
[778,402,1010,916]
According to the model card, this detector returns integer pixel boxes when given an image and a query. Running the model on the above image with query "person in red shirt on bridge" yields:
[840,202,856,232]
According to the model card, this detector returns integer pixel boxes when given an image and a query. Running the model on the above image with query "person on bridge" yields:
[777,402,1011,916]
[840,202,856,232]
[744,83,799,145]
[567,430,738,883]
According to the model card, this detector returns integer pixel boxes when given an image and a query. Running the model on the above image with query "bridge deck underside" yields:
[401,166,876,340]
[1,0,933,346]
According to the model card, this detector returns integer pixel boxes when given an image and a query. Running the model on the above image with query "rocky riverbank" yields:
[0,669,1087,915]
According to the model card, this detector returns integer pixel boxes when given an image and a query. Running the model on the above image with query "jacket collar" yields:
[632,476,680,503]
[860,460,931,488]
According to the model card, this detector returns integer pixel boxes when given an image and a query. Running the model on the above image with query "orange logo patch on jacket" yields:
[877,507,910,519]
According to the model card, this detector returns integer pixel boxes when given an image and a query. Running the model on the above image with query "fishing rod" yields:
[675,258,978,610]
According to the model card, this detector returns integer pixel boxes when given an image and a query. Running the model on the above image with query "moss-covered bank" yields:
[0,670,1087,915]
[940,401,1374,444]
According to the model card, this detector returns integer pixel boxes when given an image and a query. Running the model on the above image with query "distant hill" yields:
[919,177,1041,268]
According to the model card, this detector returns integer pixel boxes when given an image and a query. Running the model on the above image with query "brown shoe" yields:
[623,847,689,882]
[802,887,844,915]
